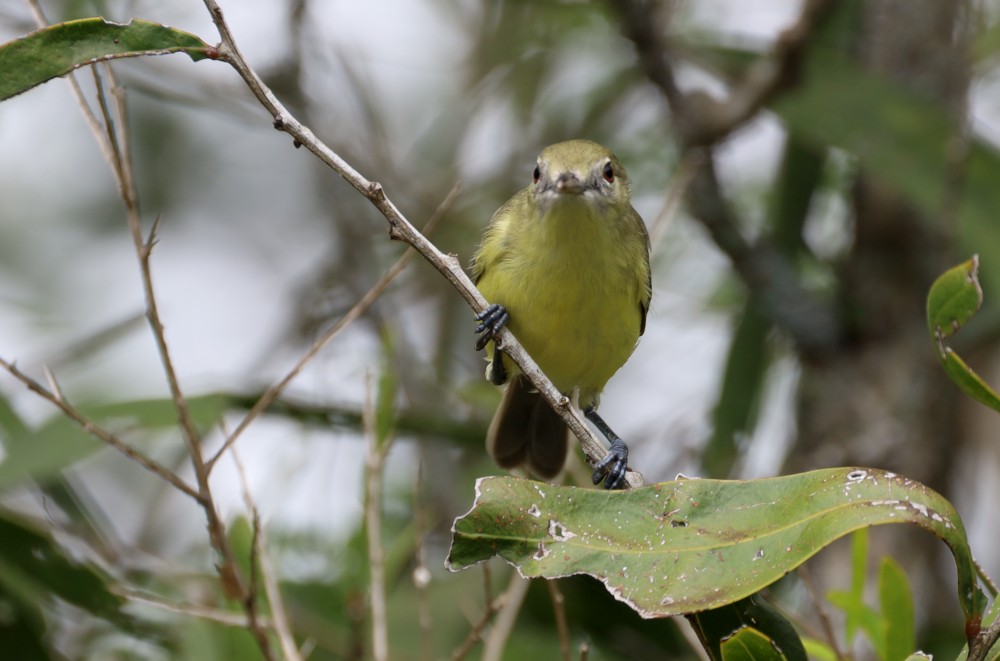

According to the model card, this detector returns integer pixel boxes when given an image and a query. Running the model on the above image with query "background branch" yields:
[610,0,845,355]
[0,356,200,502]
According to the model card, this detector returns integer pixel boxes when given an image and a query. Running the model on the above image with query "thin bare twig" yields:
[19,17,275,651]
[481,563,494,616]
[199,0,641,486]
[119,588,274,628]
[25,0,117,167]
[578,642,590,661]
[232,447,303,661]
[94,64,274,653]
[0,357,201,502]
[206,182,460,471]
[482,574,530,661]
[797,566,847,660]
[974,557,999,598]
[363,372,394,661]
[647,149,701,253]
[546,579,571,661]
[413,459,433,661]
[451,569,527,661]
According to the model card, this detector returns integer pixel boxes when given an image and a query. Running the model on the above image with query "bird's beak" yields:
[554,172,584,195]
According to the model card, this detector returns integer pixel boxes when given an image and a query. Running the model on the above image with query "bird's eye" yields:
[603,161,615,183]
[532,165,541,183]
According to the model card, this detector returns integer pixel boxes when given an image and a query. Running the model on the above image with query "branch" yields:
[482,574,531,661]
[451,570,529,661]
[611,0,836,147]
[0,357,201,502]
[119,587,274,628]
[18,6,274,649]
[686,153,842,352]
[200,0,642,487]
[362,373,392,661]
[231,447,303,661]
[610,0,844,354]
[206,182,459,471]
[969,617,1000,661]
[89,64,274,658]
[546,580,571,661]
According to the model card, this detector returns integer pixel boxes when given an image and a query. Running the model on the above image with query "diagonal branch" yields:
[206,182,460,471]
[0,357,201,502]
[200,0,642,487]
[611,0,836,147]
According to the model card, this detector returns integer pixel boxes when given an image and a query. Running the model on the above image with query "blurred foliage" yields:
[2,0,1000,659]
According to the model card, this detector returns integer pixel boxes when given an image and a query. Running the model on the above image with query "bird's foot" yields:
[591,438,629,490]
[584,406,630,490]
[474,303,509,351]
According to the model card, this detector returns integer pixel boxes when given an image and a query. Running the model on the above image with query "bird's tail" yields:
[486,375,569,479]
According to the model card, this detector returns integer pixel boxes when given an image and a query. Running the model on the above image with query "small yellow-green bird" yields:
[471,139,651,489]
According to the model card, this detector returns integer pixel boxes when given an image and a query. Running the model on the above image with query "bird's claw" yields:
[474,303,509,351]
[591,439,629,490]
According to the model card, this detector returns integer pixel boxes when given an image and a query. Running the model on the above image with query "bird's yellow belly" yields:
[479,237,641,404]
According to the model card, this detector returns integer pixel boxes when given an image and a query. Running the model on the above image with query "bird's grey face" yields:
[531,141,630,214]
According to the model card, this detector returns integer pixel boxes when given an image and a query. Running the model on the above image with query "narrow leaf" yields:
[880,557,916,661]
[447,468,985,635]
[925,257,1000,414]
[826,591,883,658]
[0,17,212,101]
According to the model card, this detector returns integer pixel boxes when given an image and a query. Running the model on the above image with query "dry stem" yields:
[0,357,200,502]
[363,372,393,661]
[546,579,571,661]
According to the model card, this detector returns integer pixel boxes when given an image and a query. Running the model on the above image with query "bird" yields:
[470,139,651,489]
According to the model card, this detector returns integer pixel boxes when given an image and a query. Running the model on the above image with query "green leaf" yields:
[826,590,882,657]
[925,257,1000,414]
[691,595,807,661]
[801,639,838,661]
[879,557,916,661]
[704,305,770,477]
[227,516,256,586]
[0,394,227,489]
[375,333,398,448]
[0,508,128,626]
[447,468,985,632]
[840,529,871,646]
[0,17,212,102]
[956,585,1000,660]
[720,627,787,661]
[927,257,983,343]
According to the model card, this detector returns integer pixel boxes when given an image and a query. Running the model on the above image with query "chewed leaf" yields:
[0,17,212,101]
[927,256,983,344]
[926,257,1000,414]
[447,469,985,636]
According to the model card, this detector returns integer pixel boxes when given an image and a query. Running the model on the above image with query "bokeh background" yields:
[2,0,1000,658]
